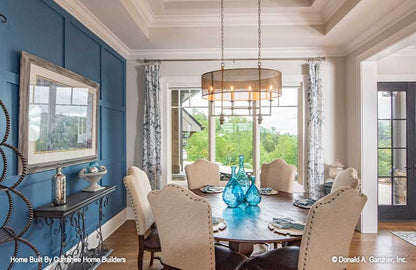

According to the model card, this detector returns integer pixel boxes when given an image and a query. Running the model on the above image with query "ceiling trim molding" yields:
[151,12,324,27]
[120,0,151,38]
[344,0,416,55]
[321,0,346,22]
[127,47,344,60]
[54,0,130,58]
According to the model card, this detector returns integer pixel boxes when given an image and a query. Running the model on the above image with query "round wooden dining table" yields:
[192,189,309,256]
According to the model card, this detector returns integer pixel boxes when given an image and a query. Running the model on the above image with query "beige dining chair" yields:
[148,184,248,270]
[247,187,367,270]
[260,159,297,193]
[331,168,360,192]
[123,166,161,270]
[185,159,220,190]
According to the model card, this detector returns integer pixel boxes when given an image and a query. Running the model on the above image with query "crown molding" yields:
[54,0,130,58]
[127,47,344,60]
[126,0,325,28]
[321,0,346,22]
[151,12,324,27]
[344,0,416,55]
[120,0,151,38]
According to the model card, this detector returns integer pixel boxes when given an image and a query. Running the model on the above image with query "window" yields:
[261,87,298,168]
[215,116,253,169]
[377,90,407,205]
[171,89,208,180]
[167,83,303,184]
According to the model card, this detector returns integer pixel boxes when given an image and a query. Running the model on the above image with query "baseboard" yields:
[127,207,135,220]
[42,208,128,270]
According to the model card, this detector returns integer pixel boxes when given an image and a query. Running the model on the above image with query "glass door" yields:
[377,82,416,220]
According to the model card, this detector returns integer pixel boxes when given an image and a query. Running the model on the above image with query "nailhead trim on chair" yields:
[301,187,351,270]
[150,184,215,270]
[123,179,144,235]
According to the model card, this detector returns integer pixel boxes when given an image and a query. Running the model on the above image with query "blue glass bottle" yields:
[246,176,261,206]
[236,155,250,195]
[222,166,245,208]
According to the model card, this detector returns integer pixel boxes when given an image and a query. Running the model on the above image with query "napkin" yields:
[294,198,316,207]
[212,216,224,225]
[272,217,305,230]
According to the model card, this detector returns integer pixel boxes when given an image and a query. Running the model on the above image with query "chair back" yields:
[331,168,360,192]
[298,187,367,270]
[148,184,215,270]
[260,159,296,193]
[123,166,154,235]
[185,159,220,190]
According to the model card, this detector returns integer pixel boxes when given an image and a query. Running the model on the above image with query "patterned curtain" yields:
[142,62,161,190]
[306,59,324,200]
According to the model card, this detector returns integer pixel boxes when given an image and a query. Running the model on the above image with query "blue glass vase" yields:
[236,155,250,195]
[246,176,261,206]
[222,166,245,208]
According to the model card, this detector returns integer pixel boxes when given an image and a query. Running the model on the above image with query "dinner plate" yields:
[268,222,304,236]
[260,188,278,195]
[200,186,224,193]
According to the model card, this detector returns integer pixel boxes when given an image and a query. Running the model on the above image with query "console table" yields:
[34,185,116,270]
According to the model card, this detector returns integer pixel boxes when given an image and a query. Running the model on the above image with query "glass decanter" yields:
[236,155,250,195]
[246,176,261,206]
[222,166,245,208]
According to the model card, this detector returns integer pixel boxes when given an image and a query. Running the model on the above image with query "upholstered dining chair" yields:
[123,166,161,270]
[247,187,367,270]
[148,184,248,270]
[331,168,360,192]
[185,159,220,190]
[260,159,297,193]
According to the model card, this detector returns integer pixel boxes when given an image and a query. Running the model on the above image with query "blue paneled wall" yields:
[0,0,126,269]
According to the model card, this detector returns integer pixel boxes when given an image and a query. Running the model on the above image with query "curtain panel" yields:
[306,59,325,200]
[142,62,161,190]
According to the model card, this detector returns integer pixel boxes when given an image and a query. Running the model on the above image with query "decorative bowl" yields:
[79,167,107,192]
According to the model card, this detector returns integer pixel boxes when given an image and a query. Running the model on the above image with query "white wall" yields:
[345,10,416,233]
[377,54,416,79]
[126,57,347,182]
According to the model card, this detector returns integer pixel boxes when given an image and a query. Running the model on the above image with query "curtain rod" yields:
[143,57,325,62]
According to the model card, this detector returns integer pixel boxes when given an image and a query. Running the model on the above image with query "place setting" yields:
[200,185,224,193]
[268,216,305,236]
[260,187,278,195]
[212,216,227,232]
[293,198,316,209]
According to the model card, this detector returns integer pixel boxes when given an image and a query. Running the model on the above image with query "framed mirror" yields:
[19,52,99,174]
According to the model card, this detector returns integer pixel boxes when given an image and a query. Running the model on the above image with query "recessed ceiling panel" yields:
[163,0,315,10]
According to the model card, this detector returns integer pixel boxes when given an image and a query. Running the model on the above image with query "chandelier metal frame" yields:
[201,0,282,124]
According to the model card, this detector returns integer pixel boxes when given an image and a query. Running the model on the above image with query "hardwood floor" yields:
[99,220,416,270]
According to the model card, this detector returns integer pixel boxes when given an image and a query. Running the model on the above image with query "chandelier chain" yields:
[221,0,224,66]
[258,0,261,66]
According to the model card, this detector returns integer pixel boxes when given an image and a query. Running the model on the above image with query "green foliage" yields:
[184,113,298,168]
[378,121,392,176]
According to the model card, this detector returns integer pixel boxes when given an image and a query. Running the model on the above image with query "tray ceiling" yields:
[54,0,416,58]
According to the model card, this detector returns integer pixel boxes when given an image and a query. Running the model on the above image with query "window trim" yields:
[161,76,306,188]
